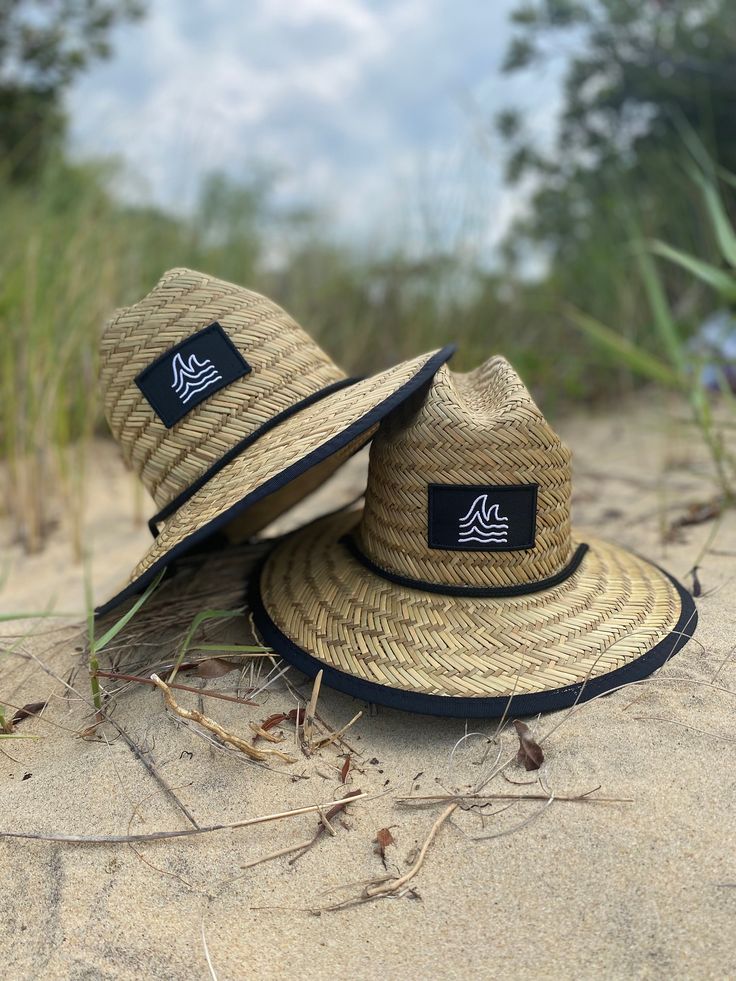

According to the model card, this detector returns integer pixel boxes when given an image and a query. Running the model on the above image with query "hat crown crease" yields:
[357,357,575,589]
[98,268,345,509]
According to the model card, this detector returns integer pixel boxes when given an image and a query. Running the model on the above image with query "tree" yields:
[496,0,736,264]
[0,0,144,180]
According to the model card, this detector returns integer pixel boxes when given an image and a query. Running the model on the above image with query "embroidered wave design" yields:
[171,352,223,404]
[458,494,509,544]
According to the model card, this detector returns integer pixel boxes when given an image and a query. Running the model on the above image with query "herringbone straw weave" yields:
[96,268,452,614]
[255,357,696,713]
[101,268,345,511]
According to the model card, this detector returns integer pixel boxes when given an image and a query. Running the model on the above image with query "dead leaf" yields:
[11,702,47,726]
[374,827,395,869]
[513,720,544,771]
[196,658,234,679]
[252,708,305,744]
[259,712,289,732]
[340,756,351,784]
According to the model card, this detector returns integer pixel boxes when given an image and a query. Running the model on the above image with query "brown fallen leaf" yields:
[11,702,47,726]
[252,708,305,744]
[196,658,234,679]
[513,720,544,771]
[340,756,352,784]
[374,827,395,868]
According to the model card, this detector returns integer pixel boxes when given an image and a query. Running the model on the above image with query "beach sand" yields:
[1,395,734,980]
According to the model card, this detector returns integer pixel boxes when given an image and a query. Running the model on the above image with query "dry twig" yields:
[302,669,323,750]
[151,673,294,763]
[0,795,370,844]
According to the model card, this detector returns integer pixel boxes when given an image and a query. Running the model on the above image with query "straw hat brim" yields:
[251,510,697,718]
[96,347,453,615]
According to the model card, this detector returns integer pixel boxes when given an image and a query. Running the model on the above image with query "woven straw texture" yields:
[100,268,345,509]
[360,358,572,587]
[116,348,447,587]
[257,357,686,701]
[97,267,451,612]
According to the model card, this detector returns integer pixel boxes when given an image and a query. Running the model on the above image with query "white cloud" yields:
[67,0,566,255]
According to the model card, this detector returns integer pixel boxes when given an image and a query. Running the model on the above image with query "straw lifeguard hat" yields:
[96,268,453,615]
[251,356,697,717]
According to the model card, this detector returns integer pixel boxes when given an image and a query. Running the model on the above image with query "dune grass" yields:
[569,142,736,503]
[0,149,733,559]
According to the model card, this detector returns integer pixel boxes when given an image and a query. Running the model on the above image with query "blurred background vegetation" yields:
[1,0,735,553]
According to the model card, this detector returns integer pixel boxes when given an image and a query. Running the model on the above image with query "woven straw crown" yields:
[99,268,344,511]
[356,356,573,588]
[252,352,697,717]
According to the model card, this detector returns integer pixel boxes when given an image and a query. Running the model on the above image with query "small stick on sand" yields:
[151,674,294,763]
[311,711,362,751]
[396,790,633,805]
[95,670,257,706]
[302,670,323,751]
[315,710,360,755]
[364,802,458,898]
[240,839,315,870]
[0,795,370,844]
[289,788,363,866]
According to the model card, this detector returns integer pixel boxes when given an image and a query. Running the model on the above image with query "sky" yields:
[68,0,566,257]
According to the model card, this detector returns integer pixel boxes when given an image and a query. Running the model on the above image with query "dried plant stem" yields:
[311,711,362,751]
[95,670,257,706]
[397,791,633,805]
[0,795,370,844]
[201,918,218,981]
[240,839,314,870]
[289,788,363,866]
[315,710,359,755]
[365,802,458,898]
[302,669,323,750]
[632,715,736,743]
[151,674,294,763]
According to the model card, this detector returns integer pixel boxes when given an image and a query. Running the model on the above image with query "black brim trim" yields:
[95,345,456,617]
[341,536,590,597]
[148,376,363,536]
[249,559,697,719]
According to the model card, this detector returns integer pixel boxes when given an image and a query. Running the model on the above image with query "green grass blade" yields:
[92,570,166,654]
[689,169,736,268]
[650,240,736,301]
[632,244,688,375]
[167,608,244,683]
[567,307,684,388]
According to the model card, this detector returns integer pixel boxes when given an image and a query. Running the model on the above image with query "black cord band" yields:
[148,376,363,537]
[340,537,590,597]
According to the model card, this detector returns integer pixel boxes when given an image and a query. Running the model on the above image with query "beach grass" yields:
[0,150,732,558]
[569,148,736,503]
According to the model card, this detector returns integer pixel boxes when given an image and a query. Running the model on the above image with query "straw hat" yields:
[251,356,697,717]
[96,268,453,614]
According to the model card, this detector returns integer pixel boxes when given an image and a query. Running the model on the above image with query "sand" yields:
[0,394,734,980]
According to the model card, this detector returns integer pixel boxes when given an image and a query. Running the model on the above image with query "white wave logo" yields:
[171,352,223,404]
[458,494,509,545]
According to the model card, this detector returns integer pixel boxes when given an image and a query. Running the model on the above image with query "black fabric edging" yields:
[248,560,697,720]
[94,344,456,616]
[148,376,362,536]
[341,537,589,597]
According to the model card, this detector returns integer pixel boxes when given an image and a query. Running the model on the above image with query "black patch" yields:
[135,322,250,428]
[428,483,538,551]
